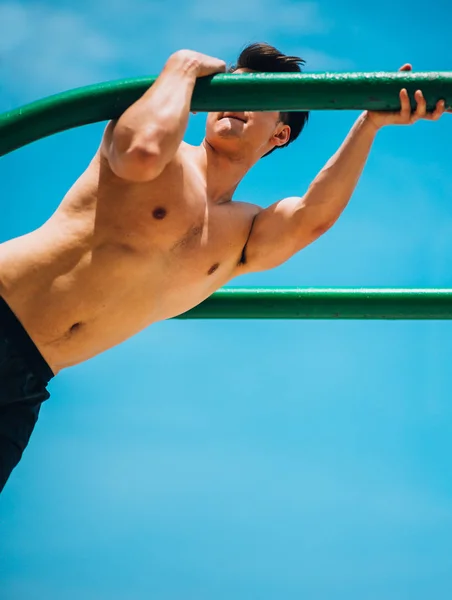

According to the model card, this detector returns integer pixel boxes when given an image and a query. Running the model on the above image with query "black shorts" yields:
[0,297,54,493]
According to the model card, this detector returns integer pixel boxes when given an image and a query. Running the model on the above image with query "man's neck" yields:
[197,139,256,204]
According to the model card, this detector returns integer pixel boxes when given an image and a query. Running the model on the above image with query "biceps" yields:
[241,197,324,273]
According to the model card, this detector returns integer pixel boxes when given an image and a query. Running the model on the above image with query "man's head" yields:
[205,42,309,161]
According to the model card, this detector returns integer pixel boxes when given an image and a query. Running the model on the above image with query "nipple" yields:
[153,207,167,220]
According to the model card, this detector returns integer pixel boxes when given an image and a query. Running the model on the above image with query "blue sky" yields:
[1,1,452,598]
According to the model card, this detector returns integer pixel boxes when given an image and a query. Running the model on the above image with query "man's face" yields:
[204,68,290,159]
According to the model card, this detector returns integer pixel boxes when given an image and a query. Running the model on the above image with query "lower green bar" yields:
[175,288,452,320]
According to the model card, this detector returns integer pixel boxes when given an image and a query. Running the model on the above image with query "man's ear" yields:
[273,124,291,147]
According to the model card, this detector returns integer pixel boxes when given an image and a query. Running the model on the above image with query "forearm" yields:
[111,52,198,168]
[301,111,378,231]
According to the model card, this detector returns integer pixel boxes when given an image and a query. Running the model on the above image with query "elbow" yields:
[107,123,166,182]
[311,220,334,238]
[302,217,338,246]
[308,207,342,239]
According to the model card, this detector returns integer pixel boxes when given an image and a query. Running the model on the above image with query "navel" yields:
[153,207,167,220]
[69,322,83,334]
[207,263,220,276]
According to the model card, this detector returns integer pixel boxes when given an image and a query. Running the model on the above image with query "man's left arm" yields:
[238,65,449,274]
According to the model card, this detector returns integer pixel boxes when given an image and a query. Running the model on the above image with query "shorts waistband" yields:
[0,297,54,384]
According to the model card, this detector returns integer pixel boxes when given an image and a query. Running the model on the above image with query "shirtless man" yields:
[0,43,448,492]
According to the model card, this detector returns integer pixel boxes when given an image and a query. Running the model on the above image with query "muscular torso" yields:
[0,143,259,373]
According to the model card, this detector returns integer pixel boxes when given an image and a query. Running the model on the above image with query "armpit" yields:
[237,213,258,266]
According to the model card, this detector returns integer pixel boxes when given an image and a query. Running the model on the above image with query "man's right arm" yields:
[101,50,225,182]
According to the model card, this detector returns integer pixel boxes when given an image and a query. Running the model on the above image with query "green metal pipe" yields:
[175,288,452,320]
[1,71,451,156]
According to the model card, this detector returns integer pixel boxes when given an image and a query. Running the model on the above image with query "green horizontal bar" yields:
[1,71,451,156]
[175,288,452,320]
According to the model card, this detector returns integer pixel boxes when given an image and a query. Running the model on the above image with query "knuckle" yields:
[170,49,195,68]
[175,49,201,72]
[174,49,192,59]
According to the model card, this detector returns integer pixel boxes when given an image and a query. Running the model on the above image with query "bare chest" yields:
[70,156,258,282]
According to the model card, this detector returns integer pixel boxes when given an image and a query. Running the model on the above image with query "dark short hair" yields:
[230,42,309,157]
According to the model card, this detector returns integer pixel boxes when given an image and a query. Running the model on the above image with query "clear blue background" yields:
[1,1,452,598]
